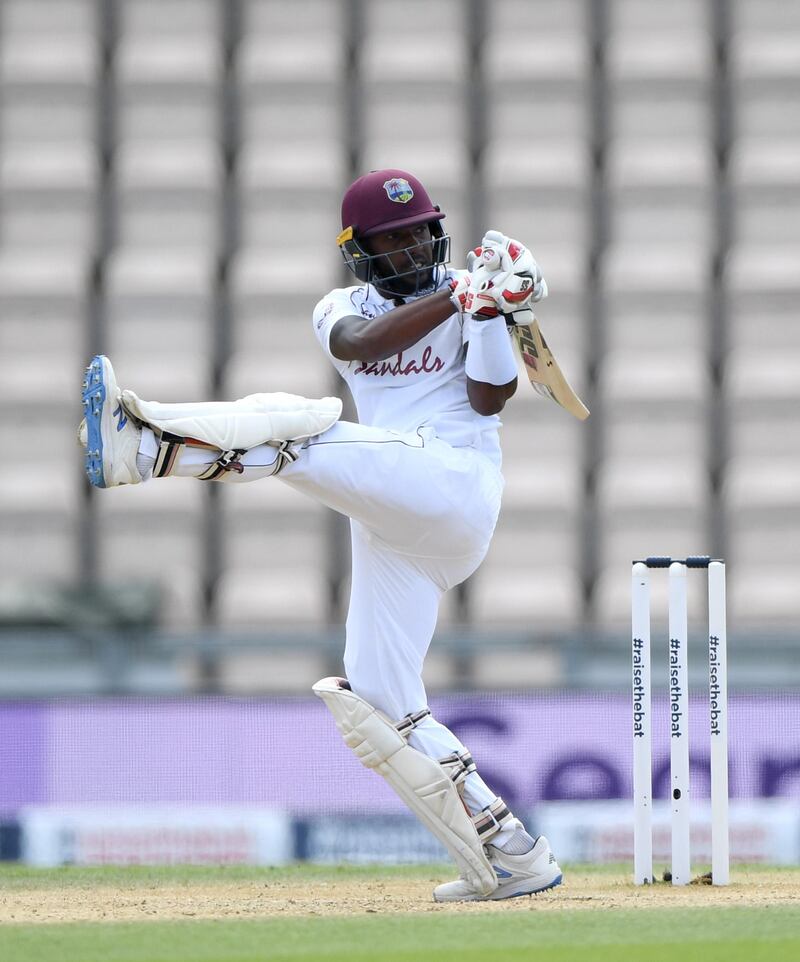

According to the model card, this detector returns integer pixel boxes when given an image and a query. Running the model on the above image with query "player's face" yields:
[367,223,435,294]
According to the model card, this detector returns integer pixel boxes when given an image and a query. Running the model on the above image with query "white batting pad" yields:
[312,676,498,897]
[121,391,342,450]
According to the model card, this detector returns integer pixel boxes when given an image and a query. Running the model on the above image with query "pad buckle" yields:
[472,797,513,841]
[395,707,432,738]
[153,432,184,478]
[269,439,299,476]
[197,449,247,481]
[439,750,477,788]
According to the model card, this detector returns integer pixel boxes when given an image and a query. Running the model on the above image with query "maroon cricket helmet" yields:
[337,169,450,295]
[340,168,446,238]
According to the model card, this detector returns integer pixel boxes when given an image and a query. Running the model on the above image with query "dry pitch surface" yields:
[1,865,797,924]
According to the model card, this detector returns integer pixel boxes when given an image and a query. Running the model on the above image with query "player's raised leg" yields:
[78,355,342,488]
[78,357,503,565]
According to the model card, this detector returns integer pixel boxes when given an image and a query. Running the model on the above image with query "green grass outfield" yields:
[1,864,798,962]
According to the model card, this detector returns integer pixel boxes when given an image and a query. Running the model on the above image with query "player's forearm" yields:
[330,291,456,362]
[467,376,517,415]
[463,315,519,416]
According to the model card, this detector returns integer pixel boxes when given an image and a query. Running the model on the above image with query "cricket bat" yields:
[511,316,590,421]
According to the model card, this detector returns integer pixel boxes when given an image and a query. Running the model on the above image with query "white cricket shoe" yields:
[80,355,142,488]
[433,834,562,902]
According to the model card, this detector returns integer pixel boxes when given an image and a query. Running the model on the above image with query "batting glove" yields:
[481,230,547,298]
[449,262,504,319]
[448,272,475,315]
[466,232,547,325]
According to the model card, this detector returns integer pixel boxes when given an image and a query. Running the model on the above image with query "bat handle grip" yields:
[503,308,534,328]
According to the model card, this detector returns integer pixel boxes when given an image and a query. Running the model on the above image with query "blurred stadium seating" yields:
[1,0,798,693]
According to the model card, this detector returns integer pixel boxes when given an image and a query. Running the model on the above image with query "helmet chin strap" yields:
[413,265,447,298]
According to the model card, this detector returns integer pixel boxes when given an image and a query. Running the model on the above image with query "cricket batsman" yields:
[78,168,563,901]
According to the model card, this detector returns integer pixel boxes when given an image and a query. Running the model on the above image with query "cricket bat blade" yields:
[512,317,590,421]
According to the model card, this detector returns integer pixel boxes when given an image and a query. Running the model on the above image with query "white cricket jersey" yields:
[312,270,502,465]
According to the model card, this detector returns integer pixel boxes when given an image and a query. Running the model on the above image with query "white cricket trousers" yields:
[171,420,505,813]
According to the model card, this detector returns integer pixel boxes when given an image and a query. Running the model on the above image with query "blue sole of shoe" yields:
[499,873,564,901]
[82,356,107,488]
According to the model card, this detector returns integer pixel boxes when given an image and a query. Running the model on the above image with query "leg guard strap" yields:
[395,707,432,737]
[196,449,247,481]
[313,677,498,897]
[152,432,247,481]
[439,750,477,789]
[473,797,514,841]
[153,432,184,479]
[265,440,299,476]
[153,437,298,481]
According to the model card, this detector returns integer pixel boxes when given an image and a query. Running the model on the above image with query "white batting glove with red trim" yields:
[470,232,547,325]
[463,275,505,319]
[452,233,547,323]
[479,230,548,306]
[465,253,509,319]
[449,262,505,318]
[448,272,474,315]
[463,267,547,326]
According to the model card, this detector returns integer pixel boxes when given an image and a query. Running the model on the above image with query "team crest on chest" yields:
[383,177,414,204]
